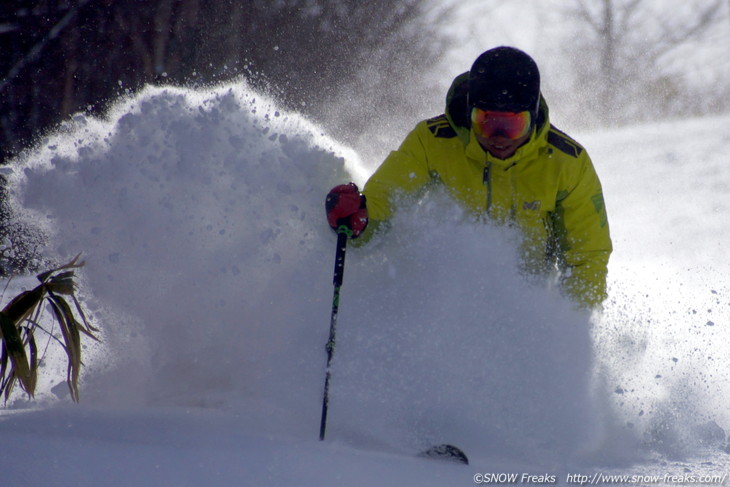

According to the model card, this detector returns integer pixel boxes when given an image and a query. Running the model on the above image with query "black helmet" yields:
[469,46,540,116]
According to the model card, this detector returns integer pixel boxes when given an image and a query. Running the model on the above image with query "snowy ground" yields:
[1,81,729,486]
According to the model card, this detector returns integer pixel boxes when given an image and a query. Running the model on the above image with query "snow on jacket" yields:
[362,72,612,307]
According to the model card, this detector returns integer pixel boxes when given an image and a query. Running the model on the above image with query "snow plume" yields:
[595,267,730,460]
[7,78,610,464]
[332,191,604,465]
[7,76,730,474]
[9,81,360,421]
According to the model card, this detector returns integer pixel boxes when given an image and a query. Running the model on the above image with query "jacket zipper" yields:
[483,163,492,214]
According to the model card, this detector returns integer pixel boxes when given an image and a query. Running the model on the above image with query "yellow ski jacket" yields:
[362,73,612,307]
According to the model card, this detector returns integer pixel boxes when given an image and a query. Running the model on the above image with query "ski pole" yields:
[319,226,350,441]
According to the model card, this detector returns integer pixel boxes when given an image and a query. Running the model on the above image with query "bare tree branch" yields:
[0,0,94,94]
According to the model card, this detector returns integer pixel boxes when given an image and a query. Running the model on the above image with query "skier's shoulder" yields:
[423,114,458,139]
[546,124,586,159]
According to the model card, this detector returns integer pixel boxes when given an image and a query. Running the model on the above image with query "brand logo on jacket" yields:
[523,200,541,211]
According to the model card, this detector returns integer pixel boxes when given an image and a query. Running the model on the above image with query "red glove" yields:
[325,183,368,238]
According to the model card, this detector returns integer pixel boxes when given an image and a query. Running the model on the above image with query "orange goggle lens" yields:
[471,109,532,140]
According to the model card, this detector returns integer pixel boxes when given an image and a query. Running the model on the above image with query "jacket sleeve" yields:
[362,123,433,221]
[553,153,612,307]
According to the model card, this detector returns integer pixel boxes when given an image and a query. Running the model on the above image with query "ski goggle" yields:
[471,108,532,140]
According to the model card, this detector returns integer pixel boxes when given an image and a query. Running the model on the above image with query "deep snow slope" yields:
[583,116,730,459]
[0,80,729,486]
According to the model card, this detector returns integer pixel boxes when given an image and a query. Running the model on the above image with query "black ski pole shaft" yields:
[319,229,349,441]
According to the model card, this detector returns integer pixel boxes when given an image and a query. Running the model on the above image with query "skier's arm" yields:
[361,124,433,225]
[555,154,612,307]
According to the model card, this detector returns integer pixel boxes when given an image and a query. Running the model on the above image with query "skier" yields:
[325,46,612,308]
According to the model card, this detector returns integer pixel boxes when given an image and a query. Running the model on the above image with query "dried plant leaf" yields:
[0,253,97,404]
[45,282,75,297]
[3,375,15,402]
[0,312,35,396]
[2,288,44,325]
[28,333,38,394]
[56,293,98,342]
[47,296,82,402]
[0,346,10,395]
[44,273,77,296]
[73,295,99,334]
[36,253,84,284]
